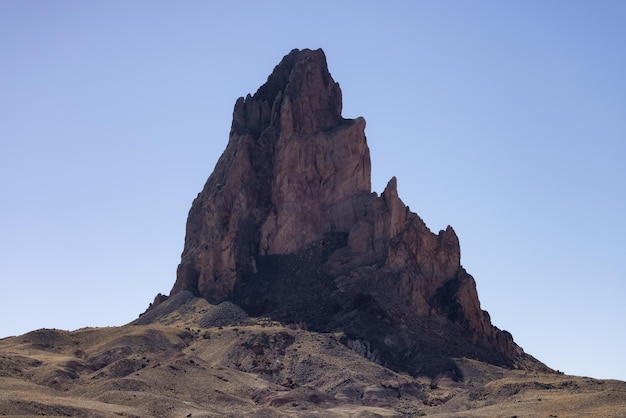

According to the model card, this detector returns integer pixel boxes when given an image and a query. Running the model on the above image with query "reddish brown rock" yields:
[166,48,523,377]
[173,49,370,300]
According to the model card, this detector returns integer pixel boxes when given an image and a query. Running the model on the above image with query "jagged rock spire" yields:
[165,48,519,377]
[232,48,343,137]
[172,48,371,299]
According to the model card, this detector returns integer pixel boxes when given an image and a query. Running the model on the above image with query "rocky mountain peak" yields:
[163,48,527,377]
[232,48,343,138]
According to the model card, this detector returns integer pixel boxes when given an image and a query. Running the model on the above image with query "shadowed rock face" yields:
[166,48,519,376]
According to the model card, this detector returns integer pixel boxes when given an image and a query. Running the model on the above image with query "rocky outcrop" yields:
[172,49,370,300]
[166,48,520,376]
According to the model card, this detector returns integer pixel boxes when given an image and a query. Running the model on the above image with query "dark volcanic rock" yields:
[197,301,249,328]
[132,291,196,326]
[164,48,522,377]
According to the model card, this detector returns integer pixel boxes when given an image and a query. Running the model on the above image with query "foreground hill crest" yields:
[163,48,520,376]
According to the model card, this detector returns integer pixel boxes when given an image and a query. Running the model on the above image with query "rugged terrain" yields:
[2,48,624,416]
[163,48,521,379]
[1,295,625,417]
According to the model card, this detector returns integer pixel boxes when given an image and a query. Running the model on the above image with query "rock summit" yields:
[159,48,530,377]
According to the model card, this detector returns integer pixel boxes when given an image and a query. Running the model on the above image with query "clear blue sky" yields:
[1,1,625,381]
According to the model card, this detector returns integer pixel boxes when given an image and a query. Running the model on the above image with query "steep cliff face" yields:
[168,48,518,375]
[173,49,370,300]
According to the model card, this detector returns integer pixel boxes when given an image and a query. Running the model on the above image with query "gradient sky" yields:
[1,1,625,381]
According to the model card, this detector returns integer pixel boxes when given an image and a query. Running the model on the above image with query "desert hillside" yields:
[3,48,624,418]
[1,294,625,417]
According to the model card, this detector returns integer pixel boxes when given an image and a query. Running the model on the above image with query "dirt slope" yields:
[1,297,624,417]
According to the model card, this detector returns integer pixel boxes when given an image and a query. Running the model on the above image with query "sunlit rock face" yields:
[167,48,518,377]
